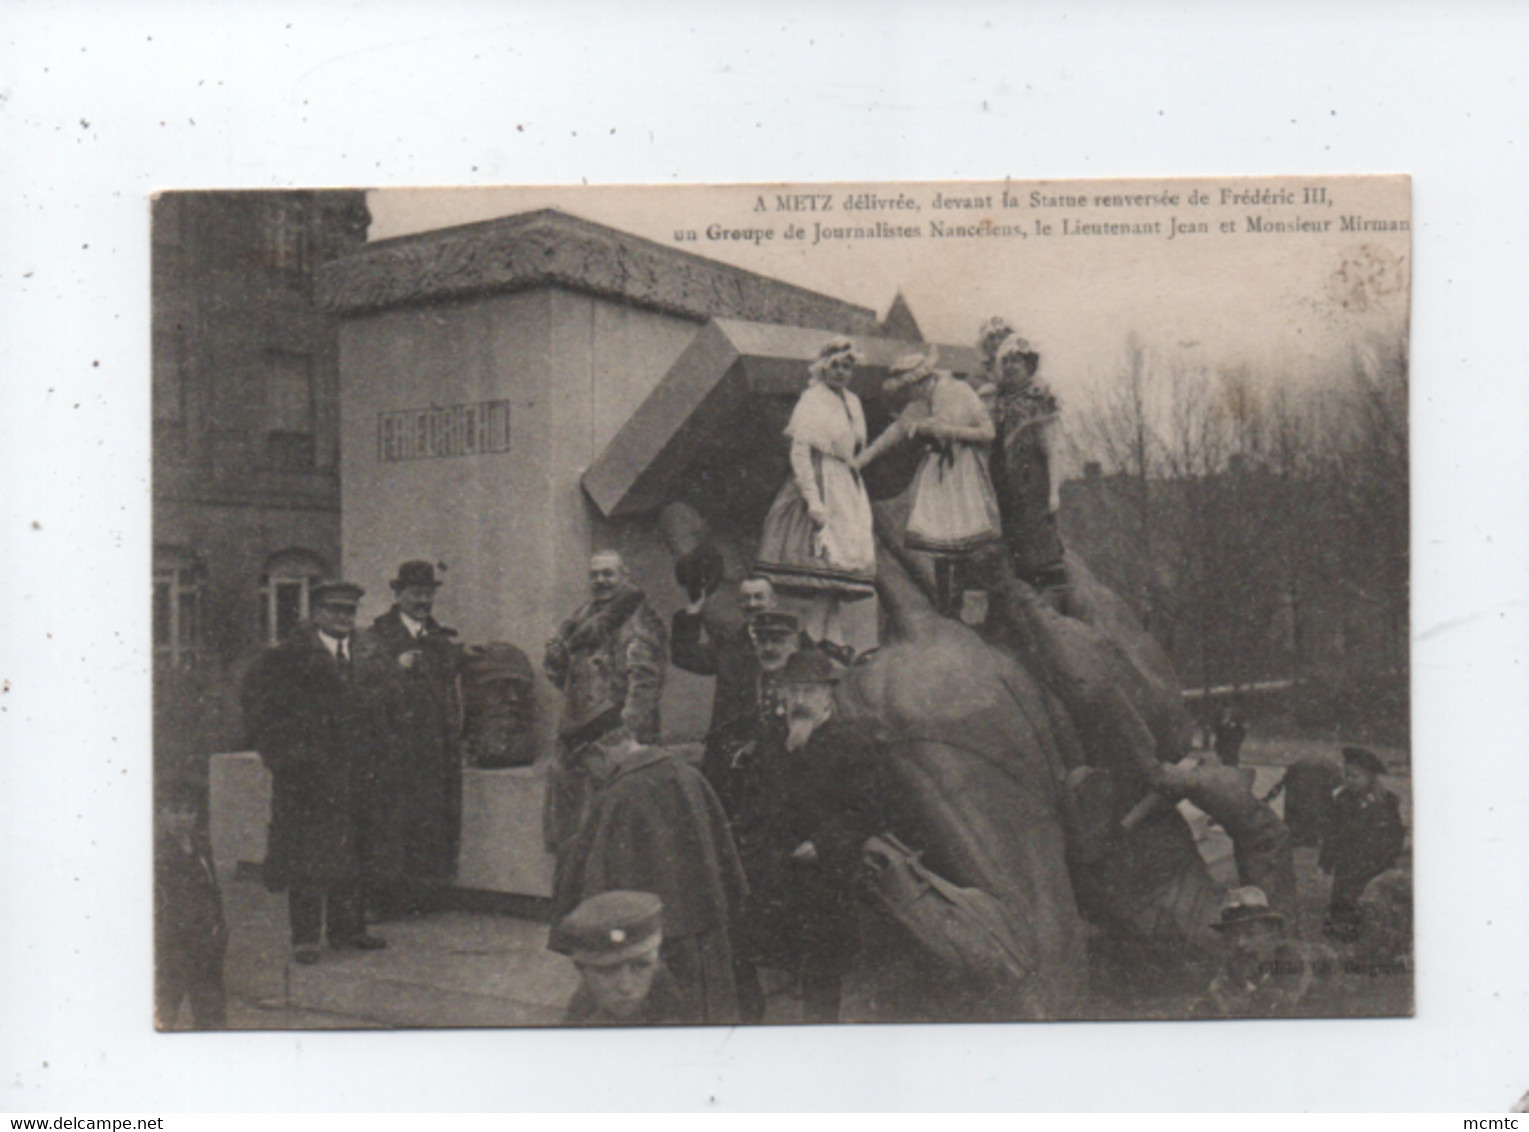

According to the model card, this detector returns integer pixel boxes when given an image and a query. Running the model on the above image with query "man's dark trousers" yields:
[289,883,367,946]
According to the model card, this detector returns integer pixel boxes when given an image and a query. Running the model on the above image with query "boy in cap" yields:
[154,780,228,1029]
[549,725,747,1024]
[553,890,694,1025]
[1320,746,1406,942]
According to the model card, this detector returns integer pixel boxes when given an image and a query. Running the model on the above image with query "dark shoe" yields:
[331,934,388,951]
[293,945,322,966]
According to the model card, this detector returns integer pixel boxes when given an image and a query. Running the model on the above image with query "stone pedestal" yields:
[209,751,556,898]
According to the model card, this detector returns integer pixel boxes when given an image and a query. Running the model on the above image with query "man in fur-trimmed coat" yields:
[542,551,668,852]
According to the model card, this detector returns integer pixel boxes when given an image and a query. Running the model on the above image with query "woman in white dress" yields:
[857,349,1001,616]
[755,336,876,643]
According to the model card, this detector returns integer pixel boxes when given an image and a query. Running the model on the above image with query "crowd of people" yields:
[153,318,1408,1029]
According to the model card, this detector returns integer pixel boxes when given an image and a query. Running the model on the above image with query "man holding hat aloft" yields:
[241,579,390,962]
[730,648,887,1023]
[1320,746,1406,942]
[357,560,464,917]
[552,890,695,1025]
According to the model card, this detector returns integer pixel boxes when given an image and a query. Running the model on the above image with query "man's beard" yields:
[785,706,829,752]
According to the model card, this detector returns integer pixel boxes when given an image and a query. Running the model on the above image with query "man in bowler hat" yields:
[242,580,388,963]
[358,560,464,917]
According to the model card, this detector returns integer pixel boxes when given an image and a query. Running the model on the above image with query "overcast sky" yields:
[368,178,1412,414]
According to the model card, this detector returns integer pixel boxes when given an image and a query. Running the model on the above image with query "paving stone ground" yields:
[181,738,1408,1031]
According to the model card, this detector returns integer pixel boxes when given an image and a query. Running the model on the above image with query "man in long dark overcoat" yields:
[730,649,886,1023]
[357,560,464,916]
[241,580,388,962]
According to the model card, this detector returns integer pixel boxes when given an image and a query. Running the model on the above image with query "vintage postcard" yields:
[151,176,1411,1029]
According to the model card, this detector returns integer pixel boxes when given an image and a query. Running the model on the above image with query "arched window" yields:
[260,549,329,645]
[153,547,207,669]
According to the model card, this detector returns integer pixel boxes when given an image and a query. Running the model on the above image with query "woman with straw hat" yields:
[857,347,1001,615]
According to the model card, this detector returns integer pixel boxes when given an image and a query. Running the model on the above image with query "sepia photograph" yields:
[150,175,1413,1031]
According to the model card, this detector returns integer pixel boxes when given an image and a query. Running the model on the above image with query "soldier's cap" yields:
[1210,885,1287,932]
[310,580,365,608]
[778,648,839,686]
[1341,746,1388,777]
[390,560,444,591]
[550,890,664,967]
[750,611,800,637]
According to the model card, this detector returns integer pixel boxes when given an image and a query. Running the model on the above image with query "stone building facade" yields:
[152,190,370,768]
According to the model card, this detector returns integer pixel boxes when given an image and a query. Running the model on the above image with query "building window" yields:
[259,201,307,273]
[153,326,189,420]
[265,352,316,469]
[153,325,190,459]
[154,548,206,669]
[261,550,329,645]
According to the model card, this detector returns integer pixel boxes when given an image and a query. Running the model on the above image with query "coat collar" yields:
[605,744,671,785]
[374,605,444,637]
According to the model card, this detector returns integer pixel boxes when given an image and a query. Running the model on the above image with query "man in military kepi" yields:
[357,560,464,918]
[241,579,388,963]
[551,890,697,1025]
